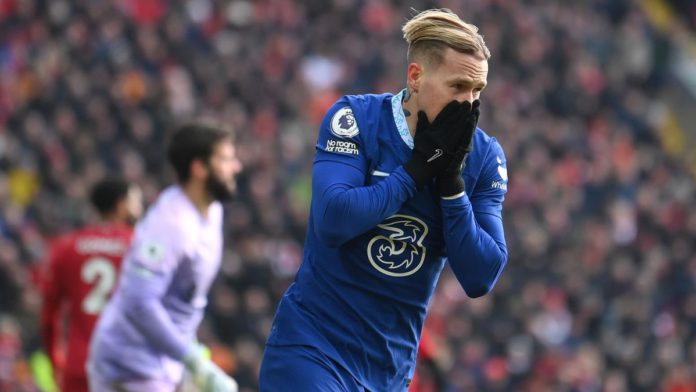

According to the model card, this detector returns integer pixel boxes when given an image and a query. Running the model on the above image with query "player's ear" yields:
[406,62,423,94]
[189,159,208,181]
[114,197,128,220]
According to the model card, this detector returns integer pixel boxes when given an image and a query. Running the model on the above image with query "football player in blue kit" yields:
[260,8,509,391]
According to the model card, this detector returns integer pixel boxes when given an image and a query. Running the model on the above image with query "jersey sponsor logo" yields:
[367,214,428,277]
[492,156,508,190]
[497,156,508,181]
[330,107,359,138]
[326,139,359,155]
[491,181,507,190]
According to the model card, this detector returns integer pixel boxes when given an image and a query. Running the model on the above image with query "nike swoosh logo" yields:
[427,149,443,162]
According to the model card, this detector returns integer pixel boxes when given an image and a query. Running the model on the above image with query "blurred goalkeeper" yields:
[88,123,242,392]
[261,9,509,391]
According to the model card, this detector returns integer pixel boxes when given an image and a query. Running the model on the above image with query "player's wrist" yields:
[183,343,207,369]
[184,344,239,392]
[437,172,466,198]
[403,158,433,188]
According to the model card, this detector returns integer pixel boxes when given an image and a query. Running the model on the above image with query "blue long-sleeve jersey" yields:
[266,91,509,391]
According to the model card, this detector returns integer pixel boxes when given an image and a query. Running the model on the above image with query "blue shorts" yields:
[259,345,365,392]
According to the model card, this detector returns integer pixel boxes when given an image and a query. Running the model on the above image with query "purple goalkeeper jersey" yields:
[88,185,224,383]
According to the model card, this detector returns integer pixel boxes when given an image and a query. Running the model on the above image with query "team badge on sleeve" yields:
[330,107,360,138]
[497,156,508,181]
[139,241,165,264]
[127,240,167,278]
[492,156,508,191]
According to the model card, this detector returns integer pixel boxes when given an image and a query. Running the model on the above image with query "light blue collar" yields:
[391,89,414,149]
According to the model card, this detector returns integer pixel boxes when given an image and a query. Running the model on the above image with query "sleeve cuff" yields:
[441,191,466,200]
[440,192,472,207]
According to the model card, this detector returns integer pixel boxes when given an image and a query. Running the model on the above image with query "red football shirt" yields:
[40,224,133,383]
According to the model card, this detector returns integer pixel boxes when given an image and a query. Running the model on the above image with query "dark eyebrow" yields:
[448,77,487,88]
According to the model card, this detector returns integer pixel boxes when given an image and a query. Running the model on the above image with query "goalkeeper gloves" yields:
[184,344,238,392]
[436,99,480,197]
[403,100,475,188]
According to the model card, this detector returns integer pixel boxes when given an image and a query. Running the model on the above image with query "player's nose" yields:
[457,93,475,104]
[231,157,242,174]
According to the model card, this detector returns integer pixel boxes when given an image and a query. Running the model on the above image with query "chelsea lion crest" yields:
[330,107,359,138]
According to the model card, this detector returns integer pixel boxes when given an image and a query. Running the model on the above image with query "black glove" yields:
[403,100,472,188]
[436,100,480,197]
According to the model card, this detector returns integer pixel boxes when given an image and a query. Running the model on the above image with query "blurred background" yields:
[1,0,696,391]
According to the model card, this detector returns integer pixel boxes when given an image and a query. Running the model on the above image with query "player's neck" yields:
[401,91,417,138]
[97,216,121,226]
[181,182,213,218]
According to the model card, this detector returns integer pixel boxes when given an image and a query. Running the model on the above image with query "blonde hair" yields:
[402,9,490,66]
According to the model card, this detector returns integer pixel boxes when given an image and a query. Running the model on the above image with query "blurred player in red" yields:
[410,330,446,392]
[40,177,143,392]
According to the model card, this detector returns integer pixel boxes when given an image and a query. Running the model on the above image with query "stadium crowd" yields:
[1,0,695,391]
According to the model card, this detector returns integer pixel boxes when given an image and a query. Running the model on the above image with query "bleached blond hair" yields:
[402,9,490,67]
